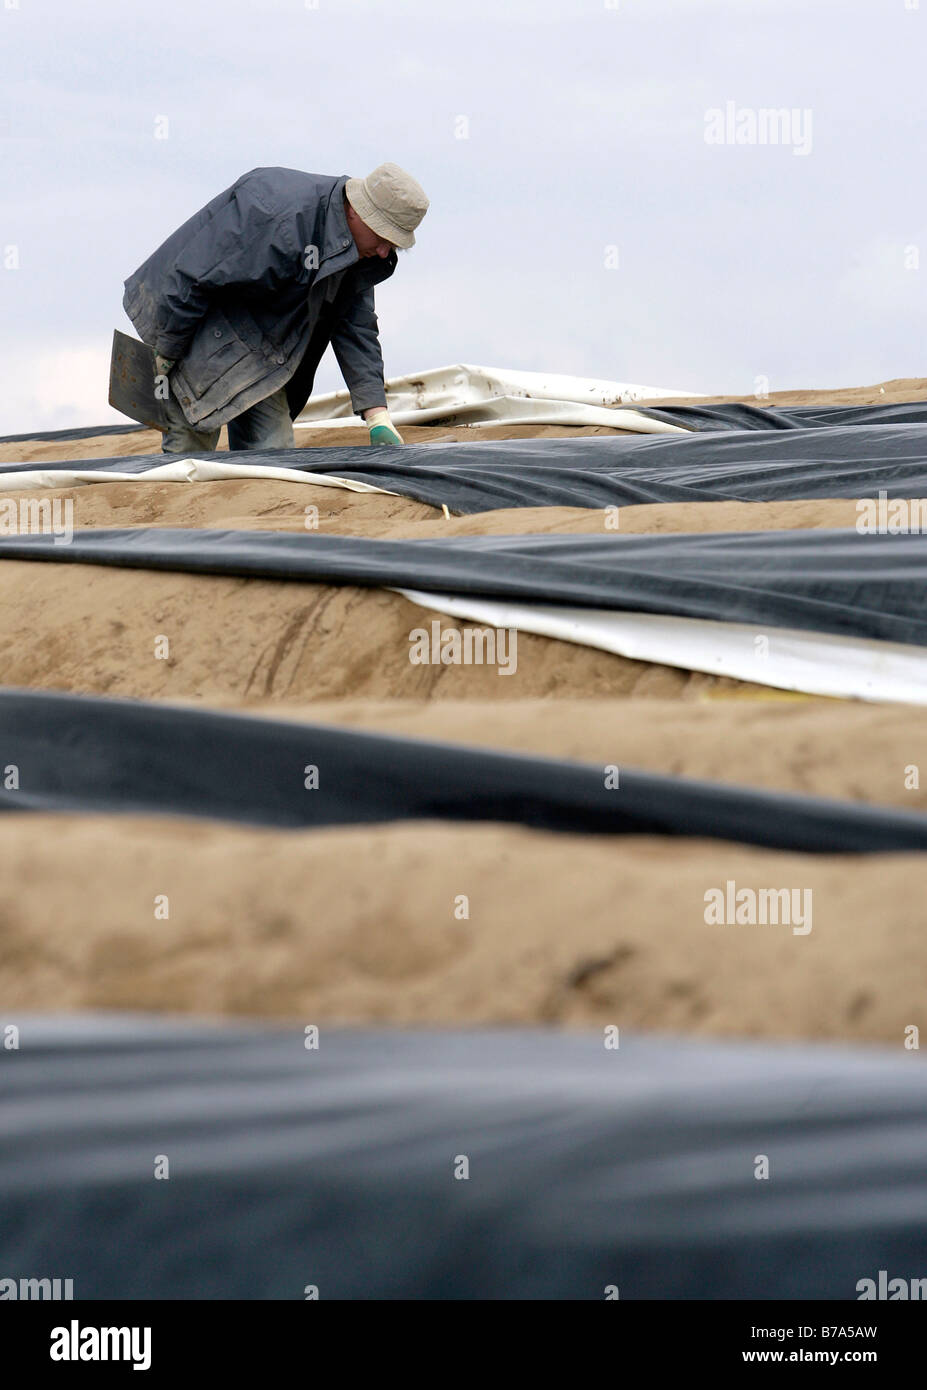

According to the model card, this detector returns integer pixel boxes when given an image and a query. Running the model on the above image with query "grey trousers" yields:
[161,386,295,454]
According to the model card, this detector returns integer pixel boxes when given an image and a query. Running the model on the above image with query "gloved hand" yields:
[154,354,175,377]
[365,407,403,446]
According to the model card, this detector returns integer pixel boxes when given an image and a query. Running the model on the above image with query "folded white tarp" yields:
[0,458,395,496]
[297,364,696,433]
[396,589,927,706]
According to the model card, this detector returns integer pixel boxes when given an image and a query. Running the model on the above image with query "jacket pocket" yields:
[181,308,258,397]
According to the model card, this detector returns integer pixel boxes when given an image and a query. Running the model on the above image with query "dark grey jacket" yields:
[123,167,397,431]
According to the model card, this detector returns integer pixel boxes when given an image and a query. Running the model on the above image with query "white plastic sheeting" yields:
[396,589,927,705]
[0,457,395,496]
[297,364,696,433]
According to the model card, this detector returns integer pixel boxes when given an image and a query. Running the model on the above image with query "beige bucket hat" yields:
[344,162,429,248]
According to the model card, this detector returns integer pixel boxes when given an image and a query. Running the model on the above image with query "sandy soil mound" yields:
[647,375,927,409]
[233,697,927,813]
[3,379,926,1047]
[1,478,863,536]
[0,484,879,704]
[0,814,921,1043]
[4,692,924,1038]
[0,559,758,701]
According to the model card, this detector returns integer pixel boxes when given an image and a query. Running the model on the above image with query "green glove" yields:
[366,407,403,446]
[154,354,175,377]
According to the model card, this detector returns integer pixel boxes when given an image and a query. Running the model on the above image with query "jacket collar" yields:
[327,178,353,252]
[355,248,398,289]
[316,176,359,276]
[318,177,398,288]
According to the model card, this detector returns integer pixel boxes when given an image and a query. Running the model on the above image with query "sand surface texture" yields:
[2,377,925,1039]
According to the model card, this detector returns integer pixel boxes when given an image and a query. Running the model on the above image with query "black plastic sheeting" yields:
[0,422,147,445]
[638,400,927,432]
[2,396,923,446]
[3,1015,927,1299]
[6,414,927,512]
[3,526,927,649]
[3,688,927,854]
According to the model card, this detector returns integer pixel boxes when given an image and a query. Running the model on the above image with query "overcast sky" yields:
[2,0,926,433]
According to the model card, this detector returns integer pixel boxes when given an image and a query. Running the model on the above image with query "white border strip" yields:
[0,458,395,497]
[394,588,927,704]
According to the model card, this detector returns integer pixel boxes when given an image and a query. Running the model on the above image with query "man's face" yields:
[345,198,396,258]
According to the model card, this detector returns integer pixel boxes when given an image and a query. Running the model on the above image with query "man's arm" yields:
[329,283,389,418]
[330,284,404,444]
